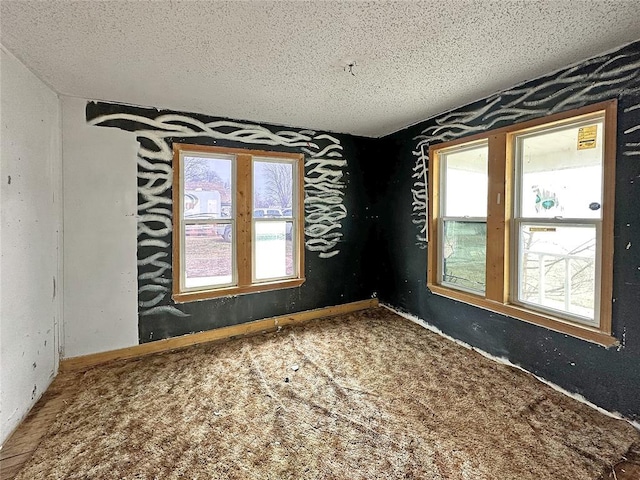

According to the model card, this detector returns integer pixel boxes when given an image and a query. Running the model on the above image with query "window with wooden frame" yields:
[428,100,617,346]
[172,144,305,302]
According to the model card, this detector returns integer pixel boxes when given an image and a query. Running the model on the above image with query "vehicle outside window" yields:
[173,144,305,301]
[184,189,233,242]
[254,208,283,218]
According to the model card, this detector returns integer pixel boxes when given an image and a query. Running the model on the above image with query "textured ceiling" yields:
[2,1,640,137]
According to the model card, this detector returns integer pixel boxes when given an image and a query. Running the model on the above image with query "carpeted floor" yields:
[14,308,640,479]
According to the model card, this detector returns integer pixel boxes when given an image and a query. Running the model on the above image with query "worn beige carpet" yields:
[14,308,639,479]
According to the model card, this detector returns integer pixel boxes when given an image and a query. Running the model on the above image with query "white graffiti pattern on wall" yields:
[411,50,640,248]
[623,103,640,157]
[89,112,348,317]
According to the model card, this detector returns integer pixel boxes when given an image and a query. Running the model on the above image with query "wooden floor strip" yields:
[0,373,77,480]
[603,444,640,479]
[0,453,33,479]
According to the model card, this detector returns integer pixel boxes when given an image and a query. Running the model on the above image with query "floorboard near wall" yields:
[3,308,639,479]
[0,374,77,479]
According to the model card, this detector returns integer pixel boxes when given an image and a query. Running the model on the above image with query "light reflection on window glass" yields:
[443,144,488,218]
[254,221,294,281]
[518,122,603,219]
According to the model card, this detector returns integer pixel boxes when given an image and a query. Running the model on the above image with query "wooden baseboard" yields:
[59,299,379,372]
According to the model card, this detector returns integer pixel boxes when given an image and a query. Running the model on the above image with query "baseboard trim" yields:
[60,299,379,372]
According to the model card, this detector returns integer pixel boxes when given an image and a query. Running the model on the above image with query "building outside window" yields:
[172,144,305,302]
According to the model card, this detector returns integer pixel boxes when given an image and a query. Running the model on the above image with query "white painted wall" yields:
[0,48,61,445]
[61,96,138,357]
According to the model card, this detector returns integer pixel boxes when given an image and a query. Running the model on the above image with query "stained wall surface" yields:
[377,41,640,420]
[0,49,62,444]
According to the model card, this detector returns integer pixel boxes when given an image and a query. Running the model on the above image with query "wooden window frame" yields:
[427,100,617,347]
[172,144,305,303]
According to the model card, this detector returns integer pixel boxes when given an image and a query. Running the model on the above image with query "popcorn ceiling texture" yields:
[14,309,639,479]
[2,1,640,137]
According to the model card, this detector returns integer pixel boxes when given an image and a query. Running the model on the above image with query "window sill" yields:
[173,277,305,303]
[427,283,617,347]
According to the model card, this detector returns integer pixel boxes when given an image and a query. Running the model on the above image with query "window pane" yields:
[253,160,293,217]
[254,221,294,280]
[183,155,233,220]
[517,120,603,219]
[442,220,486,293]
[184,225,233,288]
[443,144,488,217]
[518,224,596,322]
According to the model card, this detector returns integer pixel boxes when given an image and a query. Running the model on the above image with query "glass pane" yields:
[518,224,596,322]
[442,220,486,293]
[253,160,294,217]
[254,221,294,280]
[183,155,233,220]
[443,144,488,217]
[184,225,233,288]
[517,120,603,219]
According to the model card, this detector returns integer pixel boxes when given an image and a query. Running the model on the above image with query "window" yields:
[172,144,304,302]
[428,100,617,346]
